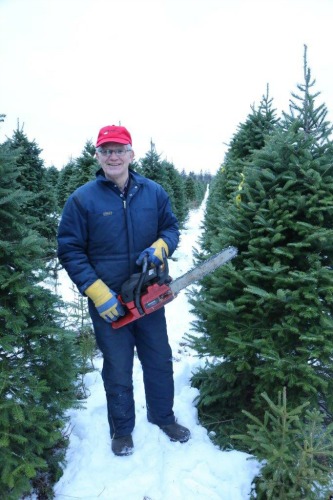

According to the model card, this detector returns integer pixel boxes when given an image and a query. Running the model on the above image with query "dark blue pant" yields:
[89,302,175,438]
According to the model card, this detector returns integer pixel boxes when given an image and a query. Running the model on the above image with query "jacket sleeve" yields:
[156,185,180,256]
[57,194,100,294]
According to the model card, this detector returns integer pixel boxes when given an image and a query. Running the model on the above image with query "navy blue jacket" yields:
[57,169,180,295]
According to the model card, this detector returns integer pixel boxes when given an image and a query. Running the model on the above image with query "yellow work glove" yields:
[136,238,169,267]
[85,279,125,323]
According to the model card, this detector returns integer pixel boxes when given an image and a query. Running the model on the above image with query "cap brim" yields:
[96,138,130,147]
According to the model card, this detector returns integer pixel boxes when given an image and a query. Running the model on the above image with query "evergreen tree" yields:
[282,45,333,145]
[137,145,213,226]
[200,166,226,253]
[0,139,80,498]
[161,159,188,227]
[228,85,279,163]
[201,88,278,253]
[199,169,213,185]
[194,174,207,205]
[139,144,177,212]
[139,143,168,186]
[45,165,60,211]
[184,171,207,208]
[57,142,98,210]
[130,158,140,173]
[184,173,197,205]
[234,388,333,499]
[56,158,76,209]
[69,140,98,189]
[7,126,58,255]
[189,53,333,449]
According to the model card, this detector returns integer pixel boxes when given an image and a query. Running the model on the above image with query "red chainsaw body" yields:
[112,282,175,329]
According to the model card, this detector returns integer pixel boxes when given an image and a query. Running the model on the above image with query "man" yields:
[57,125,190,456]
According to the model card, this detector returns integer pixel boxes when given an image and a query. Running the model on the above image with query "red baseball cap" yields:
[96,125,132,147]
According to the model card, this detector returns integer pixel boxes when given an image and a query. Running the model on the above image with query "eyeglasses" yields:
[97,147,131,157]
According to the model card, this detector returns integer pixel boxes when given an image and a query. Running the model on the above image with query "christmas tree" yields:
[0,130,80,498]
[189,48,333,449]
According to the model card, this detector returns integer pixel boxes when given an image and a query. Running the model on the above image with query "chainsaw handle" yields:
[134,255,148,315]
[156,248,169,284]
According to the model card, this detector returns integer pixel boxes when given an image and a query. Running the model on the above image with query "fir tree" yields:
[282,45,333,145]
[200,166,225,253]
[201,88,278,254]
[139,144,178,214]
[56,142,98,210]
[234,388,333,499]
[7,126,58,255]
[56,158,76,209]
[184,171,207,208]
[139,143,169,186]
[189,52,333,448]
[161,159,188,227]
[136,142,208,222]
[45,165,60,211]
[69,140,98,190]
[0,139,80,498]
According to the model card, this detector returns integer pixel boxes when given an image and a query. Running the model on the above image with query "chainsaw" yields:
[112,245,238,329]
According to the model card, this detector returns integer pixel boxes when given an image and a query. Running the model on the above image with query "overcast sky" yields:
[1,0,333,174]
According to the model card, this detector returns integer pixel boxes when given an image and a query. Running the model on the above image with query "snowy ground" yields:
[53,192,260,500]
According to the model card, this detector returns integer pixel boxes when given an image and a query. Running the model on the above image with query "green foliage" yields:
[228,85,279,163]
[62,284,98,399]
[184,171,207,209]
[68,140,98,191]
[138,144,209,228]
[189,50,333,451]
[233,388,333,499]
[57,142,98,209]
[7,126,59,252]
[45,165,60,212]
[57,158,76,208]
[139,145,167,186]
[161,160,188,227]
[282,45,333,145]
[201,88,278,253]
[0,137,81,499]
[200,166,227,253]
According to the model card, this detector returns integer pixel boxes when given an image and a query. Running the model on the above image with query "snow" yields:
[53,191,260,499]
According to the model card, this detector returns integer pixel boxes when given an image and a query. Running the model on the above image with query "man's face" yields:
[95,142,134,181]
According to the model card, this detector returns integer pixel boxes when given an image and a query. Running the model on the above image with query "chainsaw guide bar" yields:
[169,246,238,295]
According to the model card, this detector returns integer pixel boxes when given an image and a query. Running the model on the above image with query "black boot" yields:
[160,423,191,443]
[112,435,134,456]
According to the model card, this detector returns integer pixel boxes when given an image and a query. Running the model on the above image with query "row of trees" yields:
[189,47,333,497]
[0,118,81,499]
[0,119,209,498]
